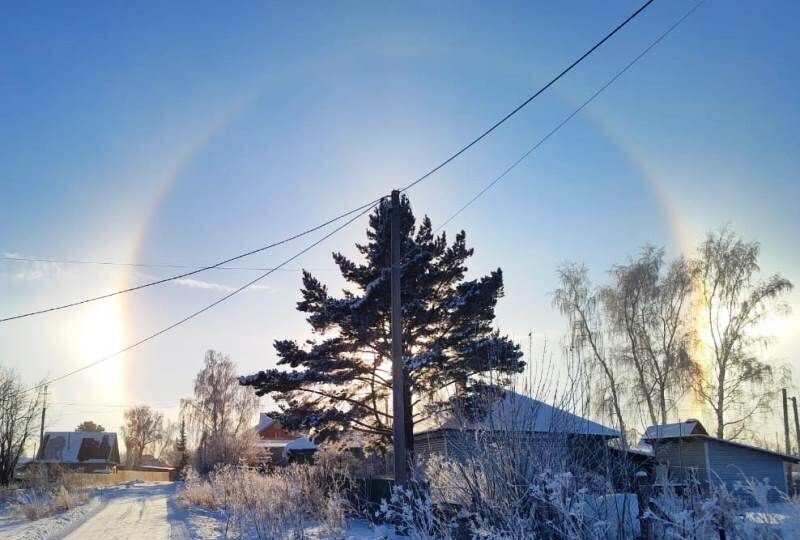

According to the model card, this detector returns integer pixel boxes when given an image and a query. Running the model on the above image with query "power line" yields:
[399,0,656,192]
[432,0,705,234]
[26,199,381,392]
[2,0,654,324]
[1,198,379,323]
[401,0,704,262]
[0,255,335,273]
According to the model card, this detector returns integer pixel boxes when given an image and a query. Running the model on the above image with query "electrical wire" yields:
[26,199,382,392]
[0,255,333,272]
[1,198,380,323]
[2,0,655,324]
[398,0,656,192]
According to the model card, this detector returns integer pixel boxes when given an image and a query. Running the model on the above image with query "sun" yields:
[75,296,126,404]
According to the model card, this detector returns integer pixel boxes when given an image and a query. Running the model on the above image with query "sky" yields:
[1,1,798,442]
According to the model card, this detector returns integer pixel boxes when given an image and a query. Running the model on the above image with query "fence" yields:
[64,468,174,487]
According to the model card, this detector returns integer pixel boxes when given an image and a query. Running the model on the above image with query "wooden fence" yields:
[64,469,173,487]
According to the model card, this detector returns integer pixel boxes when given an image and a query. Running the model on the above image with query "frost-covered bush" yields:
[177,459,353,539]
[645,475,800,540]
[378,439,640,540]
[14,483,89,521]
[193,429,264,475]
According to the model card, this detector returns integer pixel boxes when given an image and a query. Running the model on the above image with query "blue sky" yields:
[1,1,798,437]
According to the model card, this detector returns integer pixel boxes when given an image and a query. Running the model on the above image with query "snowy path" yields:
[57,483,175,540]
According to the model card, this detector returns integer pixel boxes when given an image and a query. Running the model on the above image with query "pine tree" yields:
[174,418,187,473]
[241,195,523,451]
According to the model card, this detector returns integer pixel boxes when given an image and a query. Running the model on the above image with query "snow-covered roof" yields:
[286,436,316,451]
[643,420,800,463]
[36,432,119,464]
[255,413,274,432]
[415,389,620,438]
[256,435,316,450]
[643,420,708,440]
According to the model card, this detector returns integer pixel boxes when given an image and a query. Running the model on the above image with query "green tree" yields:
[76,420,105,432]
[241,195,523,451]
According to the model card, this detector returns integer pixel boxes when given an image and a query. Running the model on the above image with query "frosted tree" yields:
[121,405,164,467]
[601,246,697,426]
[692,228,793,439]
[183,350,260,472]
[0,369,43,485]
[553,264,628,442]
[240,195,523,452]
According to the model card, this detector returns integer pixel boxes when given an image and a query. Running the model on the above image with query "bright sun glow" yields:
[75,297,126,404]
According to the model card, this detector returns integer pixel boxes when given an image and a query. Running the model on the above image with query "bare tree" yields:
[602,247,697,426]
[693,228,793,439]
[554,263,627,444]
[0,369,43,485]
[182,350,260,473]
[121,405,164,467]
[153,420,178,461]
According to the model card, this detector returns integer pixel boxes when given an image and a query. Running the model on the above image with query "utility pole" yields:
[793,397,800,456]
[39,384,48,459]
[390,189,408,487]
[783,388,791,454]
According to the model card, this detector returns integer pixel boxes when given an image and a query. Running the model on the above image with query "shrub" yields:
[177,460,354,539]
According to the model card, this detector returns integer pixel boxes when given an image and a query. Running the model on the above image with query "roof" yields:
[643,420,708,440]
[255,413,274,432]
[36,432,119,464]
[643,420,800,464]
[415,389,621,438]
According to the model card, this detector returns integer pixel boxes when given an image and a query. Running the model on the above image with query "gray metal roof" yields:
[415,389,620,438]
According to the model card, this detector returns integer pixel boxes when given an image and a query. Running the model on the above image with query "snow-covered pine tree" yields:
[240,195,523,451]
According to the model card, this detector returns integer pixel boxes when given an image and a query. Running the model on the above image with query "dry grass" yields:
[177,460,352,540]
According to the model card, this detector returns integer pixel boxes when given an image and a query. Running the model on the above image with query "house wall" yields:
[705,439,789,502]
[652,439,709,488]
[259,423,295,441]
[654,438,792,503]
[414,430,611,470]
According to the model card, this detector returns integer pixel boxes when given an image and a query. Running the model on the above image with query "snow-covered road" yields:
[58,483,175,540]
[1,481,383,539]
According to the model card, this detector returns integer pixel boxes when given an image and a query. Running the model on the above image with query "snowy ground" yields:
[0,481,393,539]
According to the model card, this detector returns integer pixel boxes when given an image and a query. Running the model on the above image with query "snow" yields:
[1,481,393,539]
[36,432,118,464]
[254,412,274,432]
[643,420,706,440]
[415,388,621,437]
[286,436,316,451]
[0,496,102,540]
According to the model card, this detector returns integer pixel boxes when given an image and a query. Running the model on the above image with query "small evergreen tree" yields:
[241,195,523,451]
[174,418,188,474]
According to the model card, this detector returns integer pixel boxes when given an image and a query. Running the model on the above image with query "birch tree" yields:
[692,228,793,439]
[554,263,628,443]
[602,247,697,426]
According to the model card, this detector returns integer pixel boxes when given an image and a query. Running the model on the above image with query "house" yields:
[643,419,800,502]
[253,413,316,465]
[413,389,622,470]
[35,431,120,472]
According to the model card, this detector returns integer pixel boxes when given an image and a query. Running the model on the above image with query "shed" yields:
[643,420,800,502]
[414,389,621,469]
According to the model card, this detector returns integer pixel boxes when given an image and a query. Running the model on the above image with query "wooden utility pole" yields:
[390,190,408,487]
[39,385,48,458]
[792,397,800,456]
[783,388,791,454]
